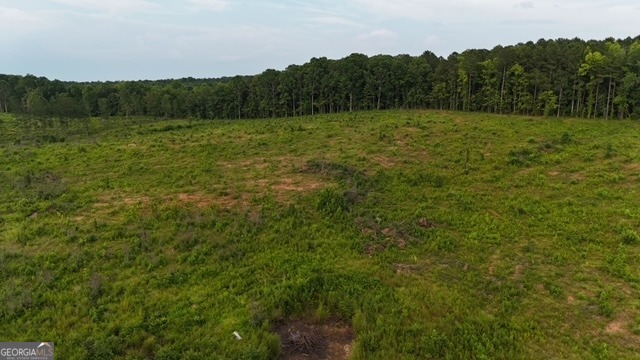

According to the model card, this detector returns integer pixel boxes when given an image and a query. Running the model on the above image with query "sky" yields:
[0,0,639,81]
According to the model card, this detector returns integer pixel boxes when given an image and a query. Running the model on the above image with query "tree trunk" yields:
[610,81,616,119]
[594,81,600,118]
[605,77,612,120]
[499,67,506,114]
[570,86,575,117]
[533,84,538,116]
[454,86,458,111]
[557,87,563,117]
[467,76,472,111]
[292,93,296,117]
[577,89,582,117]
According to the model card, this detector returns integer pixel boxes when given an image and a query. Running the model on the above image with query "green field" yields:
[1,110,640,359]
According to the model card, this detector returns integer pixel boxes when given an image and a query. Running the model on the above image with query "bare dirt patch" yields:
[606,319,626,335]
[488,210,503,219]
[356,217,420,255]
[174,193,248,209]
[219,156,304,171]
[488,250,500,276]
[380,228,409,249]
[73,193,151,221]
[394,127,424,149]
[371,155,396,169]
[533,284,552,297]
[517,167,536,176]
[598,313,640,350]
[123,195,151,205]
[418,218,435,229]
[275,319,354,360]
[395,263,421,276]
[248,175,328,203]
[227,158,270,170]
[93,193,150,208]
[87,191,250,217]
[625,163,640,173]
[273,177,325,192]
[165,192,254,210]
[217,157,329,201]
[513,264,525,280]
[569,173,587,182]
[364,243,385,257]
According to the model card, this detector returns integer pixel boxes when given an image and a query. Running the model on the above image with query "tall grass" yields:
[1,110,640,358]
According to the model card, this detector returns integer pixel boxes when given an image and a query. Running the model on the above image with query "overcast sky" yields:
[1,0,638,81]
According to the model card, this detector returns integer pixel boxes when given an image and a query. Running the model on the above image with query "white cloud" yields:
[49,0,162,15]
[2,0,639,81]
[358,28,397,41]
[515,1,534,9]
[0,6,40,22]
[185,0,228,12]
[347,0,639,24]
[348,0,437,20]
[348,0,540,23]
[169,25,285,57]
[308,16,363,27]
[0,6,47,44]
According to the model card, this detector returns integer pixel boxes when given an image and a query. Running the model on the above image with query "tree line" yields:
[1,36,640,124]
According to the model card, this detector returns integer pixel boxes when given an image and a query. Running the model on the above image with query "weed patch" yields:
[2,111,640,358]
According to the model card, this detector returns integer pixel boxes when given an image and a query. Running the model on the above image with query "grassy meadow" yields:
[1,110,640,359]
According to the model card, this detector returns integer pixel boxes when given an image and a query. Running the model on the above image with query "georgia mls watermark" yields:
[0,343,54,360]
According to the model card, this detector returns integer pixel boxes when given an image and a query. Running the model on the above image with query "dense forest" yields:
[1,36,640,124]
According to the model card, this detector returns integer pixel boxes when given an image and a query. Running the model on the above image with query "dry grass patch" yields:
[488,250,500,276]
[513,264,526,280]
[602,313,640,350]
[272,177,325,193]
[624,163,640,173]
[83,191,249,218]
[275,318,355,360]
[218,156,305,171]
[174,193,249,209]
[370,155,396,169]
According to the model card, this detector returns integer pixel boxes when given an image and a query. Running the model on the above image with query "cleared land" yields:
[1,110,640,359]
